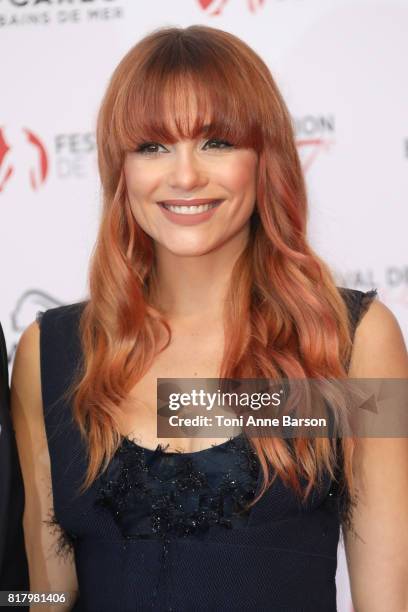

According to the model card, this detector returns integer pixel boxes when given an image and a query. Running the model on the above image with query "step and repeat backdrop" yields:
[1,0,407,609]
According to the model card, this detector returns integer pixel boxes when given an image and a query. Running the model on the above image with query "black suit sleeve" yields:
[0,322,29,591]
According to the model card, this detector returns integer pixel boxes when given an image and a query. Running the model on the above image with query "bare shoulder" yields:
[348,298,408,378]
[10,319,44,456]
[15,321,40,366]
[11,321,42,417]
[10,321,42,433]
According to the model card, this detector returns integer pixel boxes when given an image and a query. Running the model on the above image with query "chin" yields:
[161,241,219,258]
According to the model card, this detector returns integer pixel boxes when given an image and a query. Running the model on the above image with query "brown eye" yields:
[136,142,166,154]
[204,139,233,149]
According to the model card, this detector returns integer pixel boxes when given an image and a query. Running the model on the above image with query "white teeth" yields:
[163,201,220,214]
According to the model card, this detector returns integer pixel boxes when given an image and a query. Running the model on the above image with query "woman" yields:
[11,25,408,612]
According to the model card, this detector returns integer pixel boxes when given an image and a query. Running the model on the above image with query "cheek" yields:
[123,163,152,230]
[124,159,158,201]
[223,154,258,194]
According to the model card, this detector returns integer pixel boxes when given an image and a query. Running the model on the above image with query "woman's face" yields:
[124,123,258,258]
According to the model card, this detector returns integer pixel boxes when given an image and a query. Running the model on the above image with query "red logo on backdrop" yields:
[0,126,48,192]
[296,138,335,172]
[198,0,265,16]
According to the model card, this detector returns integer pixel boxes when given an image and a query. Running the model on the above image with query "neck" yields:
[149,227,250,323]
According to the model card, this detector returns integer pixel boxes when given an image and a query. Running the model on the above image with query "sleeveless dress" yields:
[37,287,377,612]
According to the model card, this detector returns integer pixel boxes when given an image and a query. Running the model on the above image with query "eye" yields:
[135,142,166,155]
[203,138,233,149]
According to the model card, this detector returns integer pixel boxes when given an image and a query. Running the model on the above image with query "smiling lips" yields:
[158,198,223,214]
[157,198,224,225]
[158,198,222,208]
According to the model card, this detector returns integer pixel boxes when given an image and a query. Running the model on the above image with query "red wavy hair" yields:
[70,25,355,515]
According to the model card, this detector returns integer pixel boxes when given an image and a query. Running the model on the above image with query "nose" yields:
[166,147,208,191]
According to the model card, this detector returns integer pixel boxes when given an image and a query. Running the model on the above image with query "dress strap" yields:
[36,302,88,486]
[35,310,44,326]
[338,287,378,372]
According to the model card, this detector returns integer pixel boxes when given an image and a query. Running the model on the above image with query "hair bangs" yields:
[113,49,264,155]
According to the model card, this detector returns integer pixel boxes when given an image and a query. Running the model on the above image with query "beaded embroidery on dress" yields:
[95,434,260,540]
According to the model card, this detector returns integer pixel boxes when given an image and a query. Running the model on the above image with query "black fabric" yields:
[37,287,377,612]
[0,322,29,593]
[340,287,378,372]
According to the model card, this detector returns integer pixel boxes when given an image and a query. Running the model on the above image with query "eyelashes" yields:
[135,142,165,155]
[205,139,234,150]
[135,138,234,155]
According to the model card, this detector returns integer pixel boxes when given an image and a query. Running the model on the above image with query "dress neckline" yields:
[121,432,245,456]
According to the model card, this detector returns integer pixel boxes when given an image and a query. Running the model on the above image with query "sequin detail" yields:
[95,434,260,540]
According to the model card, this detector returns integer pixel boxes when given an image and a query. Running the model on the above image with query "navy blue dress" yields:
[37,287,377,612]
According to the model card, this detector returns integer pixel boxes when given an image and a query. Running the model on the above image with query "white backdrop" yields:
[1,0,407,609]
